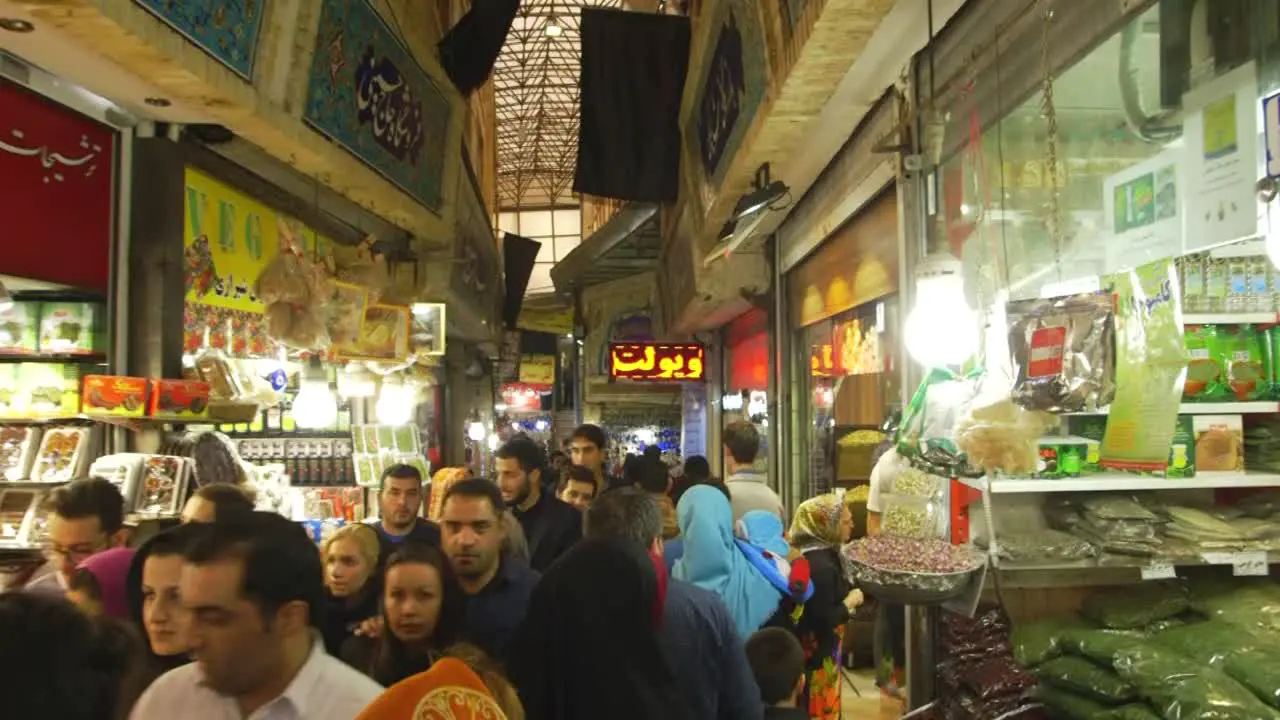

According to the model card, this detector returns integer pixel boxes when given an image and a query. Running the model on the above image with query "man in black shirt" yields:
[439,477,539,661]
[372,463,441,567]
[495,439,581,572]
[569,423,620,492]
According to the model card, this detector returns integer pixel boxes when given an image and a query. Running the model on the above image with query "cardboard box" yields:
[149,379,210,419]
[82,375,149,417]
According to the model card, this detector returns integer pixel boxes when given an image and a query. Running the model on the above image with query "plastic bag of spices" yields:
[1007,292,1116,413]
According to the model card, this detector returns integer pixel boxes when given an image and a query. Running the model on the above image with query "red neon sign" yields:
[609,342,705,381]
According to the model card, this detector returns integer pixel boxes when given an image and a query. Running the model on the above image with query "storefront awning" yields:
[550,202,660,291]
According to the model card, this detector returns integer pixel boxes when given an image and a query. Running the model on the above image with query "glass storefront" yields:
[722,308,770,474]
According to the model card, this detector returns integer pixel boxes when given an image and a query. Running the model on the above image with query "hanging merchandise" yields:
[955,398,1057,476]
[1101,260,1189,473]
[1006,292,1116,413]
[254,218,333,351]
[896,367,982,476]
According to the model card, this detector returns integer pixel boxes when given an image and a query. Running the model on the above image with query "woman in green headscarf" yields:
[789,494,862,720]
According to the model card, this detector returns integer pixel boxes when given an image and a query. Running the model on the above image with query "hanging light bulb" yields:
[467,420,486,442]
[375,376,416,425]
[338,363,377,399]
[293,357,338,429]
[903,253,978,367]
[487,433,500,451]
[544,16,563,36]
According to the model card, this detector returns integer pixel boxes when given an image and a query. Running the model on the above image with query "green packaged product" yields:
[1011,616,1092,668]
[1095,704,1162,720]
[1081,582,1189,630]
[1068,416,1107,473]
[1165,415,1195,477]
[1060,629,1149,667]
[1154,621,1280,709]
[1184,324,1226,400]
[1225,325,1267,401]
[1113,645,1280,720]
[1034,655,1138,703]
[1033,685,1108,719]
[1188,578,1280,641]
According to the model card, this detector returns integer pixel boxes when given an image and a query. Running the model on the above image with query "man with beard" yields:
[372,464,441,568]
[130,512,382,719]
[495,438,581,572]
[439,477,539,662]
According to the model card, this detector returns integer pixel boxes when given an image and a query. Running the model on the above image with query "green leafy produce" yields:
[1095,704,1162,720]
[1033,685,1108,719]
[1081,582,1189,629]
[1060,629,1148,667]
[1034,655,1137,703]
[1154,622,1280,709]
[1189,578,1280,641]
[1112,645,1280,720]
[1011,616,1091,668]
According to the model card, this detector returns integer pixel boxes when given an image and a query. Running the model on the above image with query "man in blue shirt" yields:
[584,487,763,720]
[372,464,441,568]
[439,477,539,662]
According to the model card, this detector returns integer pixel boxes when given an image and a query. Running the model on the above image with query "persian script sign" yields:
[697,10,745,177]
[305,0,452,212]
[135,0,265,80]
[610,343,706,382]
[687,0,766,188]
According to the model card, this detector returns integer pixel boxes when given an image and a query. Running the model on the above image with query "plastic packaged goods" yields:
[1180,253,1206,313]
[190,431,248,487]
[1081,582,1189,630]
[1187,578,1280,641]
[880,497,943,538]
[896,368,982,475]
[1033,655,1138,703]
[1112,645,1280,720]
[954,399,1058,476]
[1153,622,1280,709]
[1007,292,1117,413]
[975,530,1098,563]
[1183,325,1224,400]
[1081,495,1161,522]
[1011,616,1093,668]
[885,465,947,500]
[1250,256,1274,312]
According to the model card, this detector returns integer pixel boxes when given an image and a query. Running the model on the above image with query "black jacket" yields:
[513,491,582,573]
[341,634,440,687]
[797,547,852,647]
[320,584,381,658]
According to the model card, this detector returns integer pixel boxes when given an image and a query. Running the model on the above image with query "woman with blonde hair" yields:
[321,523,382,656]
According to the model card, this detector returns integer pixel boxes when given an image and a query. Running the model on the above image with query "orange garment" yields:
[428,468,469,521]
[655,493,680,540]
[355,657,507,720]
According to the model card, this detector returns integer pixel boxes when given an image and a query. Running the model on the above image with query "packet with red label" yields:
[1007,293,1115,413]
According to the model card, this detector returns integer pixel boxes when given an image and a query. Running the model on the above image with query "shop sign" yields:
[518,304,574,336]
[501,383,550,412]
[519,354,556,385]
[610,342,705,381]
[134,0,265,80]
[689,0,765,186]
[1182,62,1260,252]
[0,80,114,292]
[1103,152,1183,274]
[305,0,453,213]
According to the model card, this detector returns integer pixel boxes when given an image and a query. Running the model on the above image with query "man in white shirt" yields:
[131,513,382,720]
[723,421,785,522]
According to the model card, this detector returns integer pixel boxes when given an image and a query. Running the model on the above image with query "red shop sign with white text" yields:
[0,80,115,291]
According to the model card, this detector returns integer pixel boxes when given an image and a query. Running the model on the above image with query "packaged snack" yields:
[82,376,149,417]
[1035,437,1088,478]
[1225,326,1267,401]
[1069,416,1108,473]
[88,454,145,511]
[0,302,38,354]
[1007,292,1116,413]
[1166,415,1195,477]
[149,379,210,419]
[38,302,100,355]
[31,426,91,483]
[194,348,245,400]
[1081,582,1189,629]
[0,426,40,481]
[20,363,79,416]
[0,365,18,416]
[1193,415,1243,472]
[1183,324,1225,400]
[135,455,190,515]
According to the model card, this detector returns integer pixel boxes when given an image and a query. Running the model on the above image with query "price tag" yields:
[1232,551,1269,577]
[1141,562,1176,580]
[1201,552,1235,565]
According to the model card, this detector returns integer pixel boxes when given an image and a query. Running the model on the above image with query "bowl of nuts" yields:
[842,535,987,605]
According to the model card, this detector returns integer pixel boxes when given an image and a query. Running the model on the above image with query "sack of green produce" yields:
[1081,581,1189,629]
[1155,621,1280,708]
[1011,616,1092,668]
[1033,685,1108,719]
[1095,704,1162,720]
[1060,629,1148,667]
[1112,645,1280,720]
[1188,578,1280,640]
[1034,655,1138,703]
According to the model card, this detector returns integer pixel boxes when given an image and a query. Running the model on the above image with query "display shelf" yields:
[1183,312,1279,325]
[0,352,108,364]
[959,471,1280,494]
[0,480,72,489]
[997,552,1278,572]
[1067,401,1280,415]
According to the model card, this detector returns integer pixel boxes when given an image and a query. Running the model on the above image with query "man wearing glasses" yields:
[25,477,128,596]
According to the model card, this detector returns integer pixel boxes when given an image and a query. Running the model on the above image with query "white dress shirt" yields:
[130,633,383,720]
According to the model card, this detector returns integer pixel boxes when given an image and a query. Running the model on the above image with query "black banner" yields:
[573,8,691,203]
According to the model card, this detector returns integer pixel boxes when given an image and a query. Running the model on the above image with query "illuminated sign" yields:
[810,344,837,377]
[609,343,705,381]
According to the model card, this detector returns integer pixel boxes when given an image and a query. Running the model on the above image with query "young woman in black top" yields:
[342,542,466,686]
[320,524,382,657]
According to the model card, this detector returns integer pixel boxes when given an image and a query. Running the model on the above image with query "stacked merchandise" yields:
[1045,496,1165,558]
[1247,420,1280,473]
[86,453,192,517]
[1012,578,1280,719]
[351,424,428,487]
[905,606,1043,719]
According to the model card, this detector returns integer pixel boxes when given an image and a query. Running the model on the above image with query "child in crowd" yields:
[746,627,809,719]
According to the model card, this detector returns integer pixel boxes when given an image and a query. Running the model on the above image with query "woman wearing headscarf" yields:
[507,539,693,720]
[789,494,861,719]
[427,467,470,521]
[67,547,137,621]
[355,652,523,720]
[673,485,799,637]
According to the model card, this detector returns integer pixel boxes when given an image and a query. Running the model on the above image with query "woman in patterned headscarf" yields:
[427,467,470,521]
[789,494,862,720]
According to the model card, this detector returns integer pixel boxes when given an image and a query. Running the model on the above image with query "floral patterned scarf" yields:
[789,494,845,554]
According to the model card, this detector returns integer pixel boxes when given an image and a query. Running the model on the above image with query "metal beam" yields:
[550,202,659,289]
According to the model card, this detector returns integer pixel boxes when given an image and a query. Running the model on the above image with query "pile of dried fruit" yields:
[845,535,983,575]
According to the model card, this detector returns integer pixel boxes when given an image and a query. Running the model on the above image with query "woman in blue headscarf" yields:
[675,485,804,637]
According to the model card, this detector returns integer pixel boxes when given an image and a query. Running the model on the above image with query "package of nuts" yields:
[1007,292,1116,413]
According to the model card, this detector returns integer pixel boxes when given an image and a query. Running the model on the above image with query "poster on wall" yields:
[134,0,265,80]
[1182,61,1260,252]
[681,383,707,459]
[304,0,454,213]
[519,354,556,385]
[1103,150,1183,273]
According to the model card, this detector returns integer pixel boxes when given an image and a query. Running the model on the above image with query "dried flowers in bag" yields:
[1007,292,1115,413]
[255,218,333,350]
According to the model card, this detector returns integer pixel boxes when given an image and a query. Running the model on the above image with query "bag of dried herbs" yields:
[1011,616,1092,668]
[1153,621,1280,709]
[1034,687,1159,720]
[1033,655,1138,703]
[1081,581,1189,629]
[1059,629,1149,668]
[1112,645,1280,720]
[1187,578,1280,641]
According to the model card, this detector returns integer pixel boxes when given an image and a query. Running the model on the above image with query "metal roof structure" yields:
[493,0,626,210]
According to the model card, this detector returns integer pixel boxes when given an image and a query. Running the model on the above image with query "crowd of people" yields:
[2,421,866,720]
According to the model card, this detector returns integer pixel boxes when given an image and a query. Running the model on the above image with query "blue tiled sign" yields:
[134,0,265,80]
[304,0,452,213]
